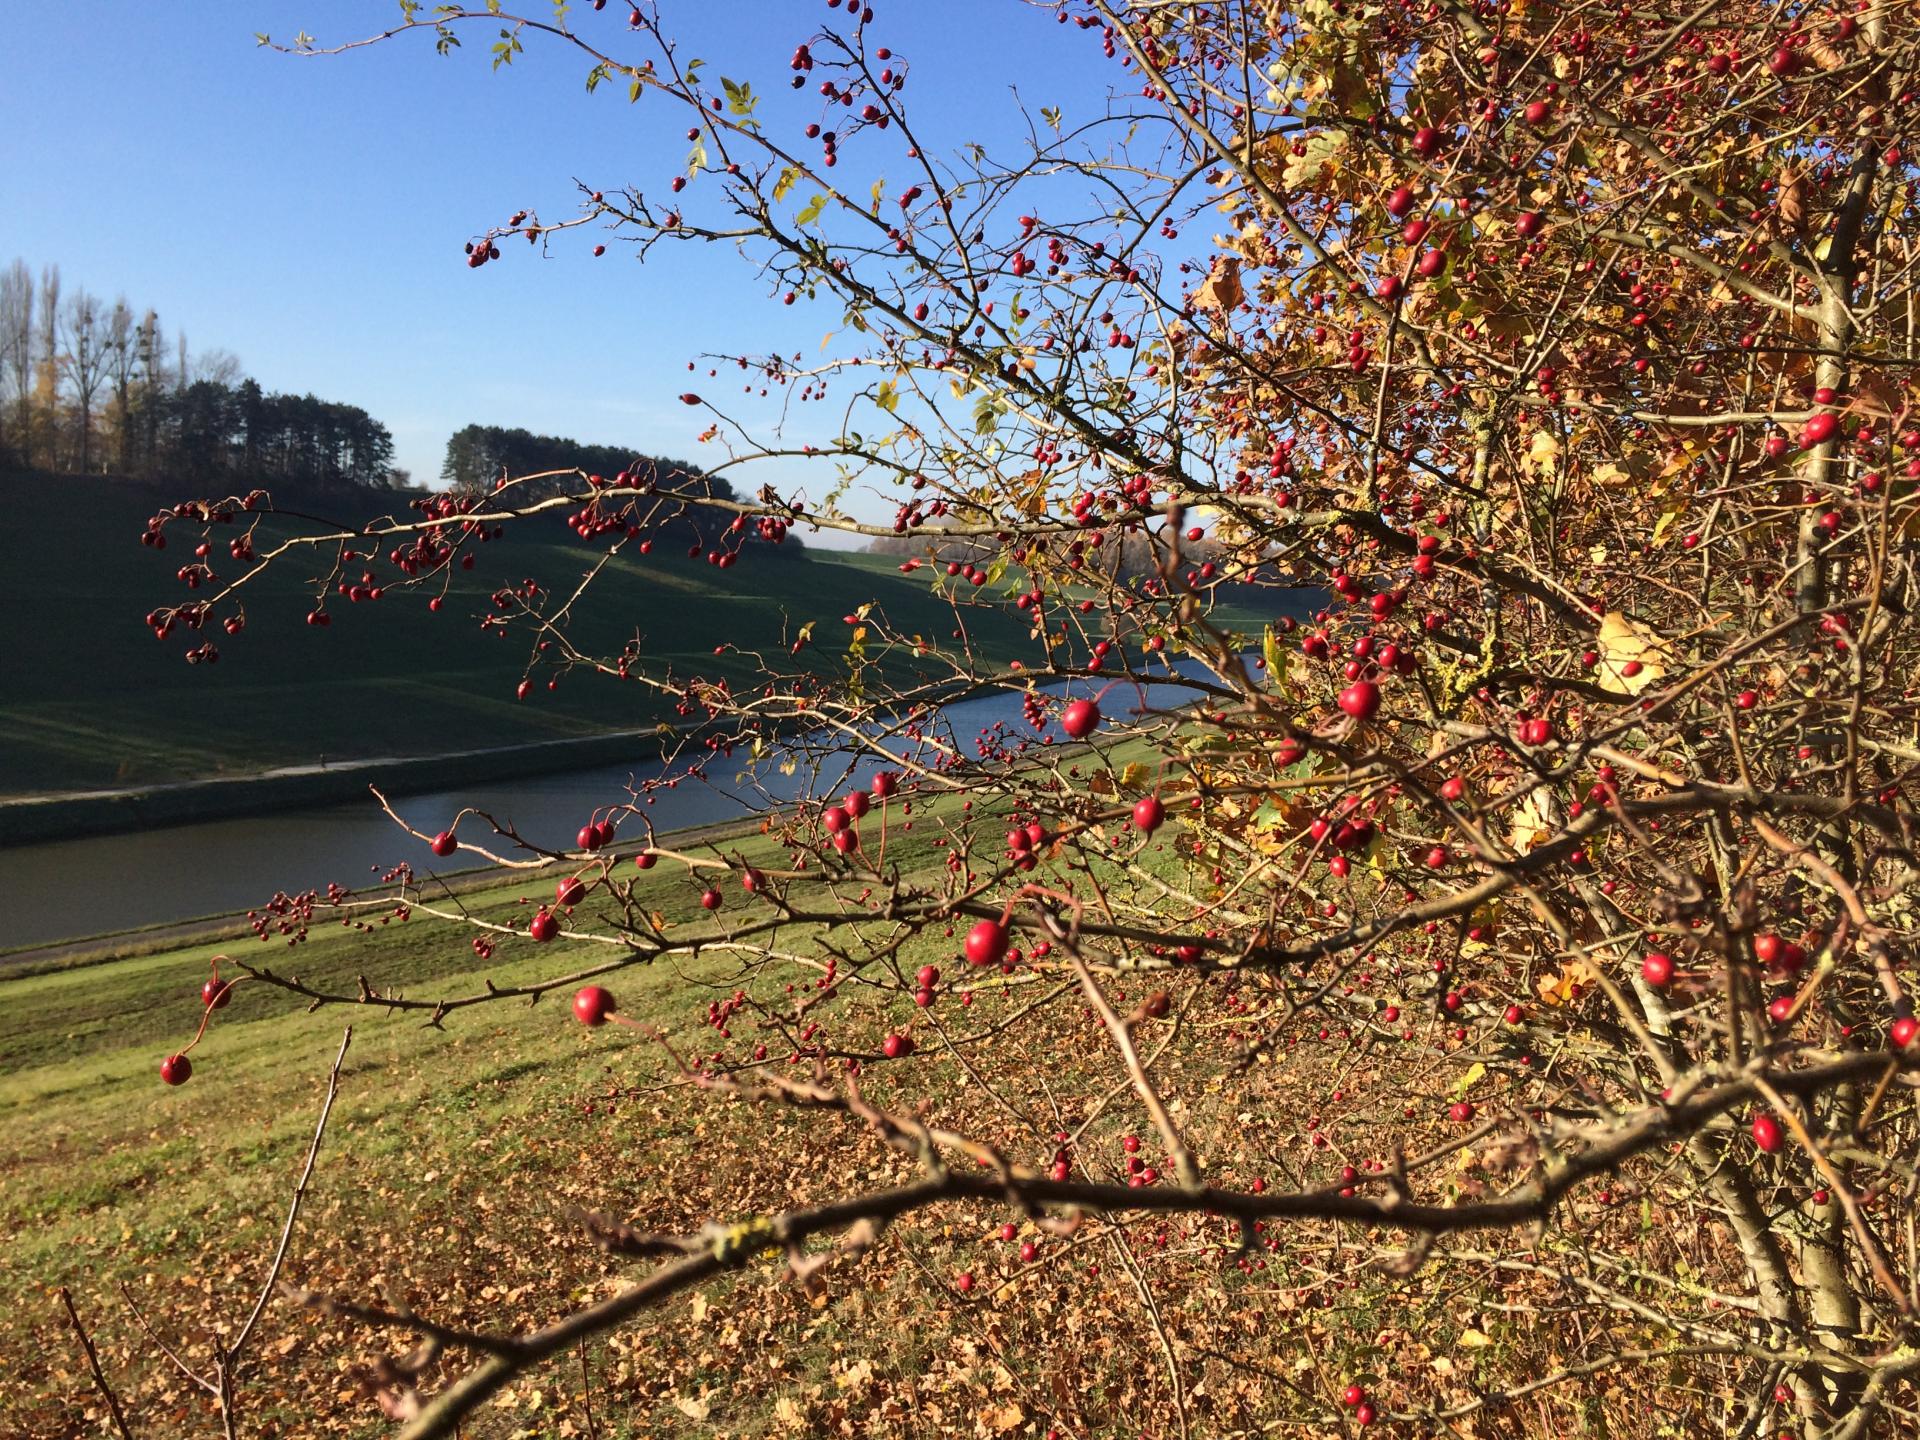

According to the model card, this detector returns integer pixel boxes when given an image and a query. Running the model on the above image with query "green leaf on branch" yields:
[773,165,801,202]
[1262,623,1292,692]
[720,76,757,117]
[490,28,523,69]
[1250,798,1289,831]
[796,193,828,228]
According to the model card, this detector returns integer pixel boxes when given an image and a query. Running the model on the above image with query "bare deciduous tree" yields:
[0,258,32,465]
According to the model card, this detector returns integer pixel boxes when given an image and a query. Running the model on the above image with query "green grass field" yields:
[1,741,1724,1440]
[0,471,1301,801]
[5,776,1350,1440]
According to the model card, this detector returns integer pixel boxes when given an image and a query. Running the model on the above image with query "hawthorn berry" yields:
[966,920,1009,967]
[1060,698,1102,739]
[572,985,615,1026]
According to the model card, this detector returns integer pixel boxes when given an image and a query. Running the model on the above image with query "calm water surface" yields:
[0,662,1233,949]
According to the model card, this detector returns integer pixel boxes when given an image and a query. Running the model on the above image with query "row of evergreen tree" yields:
[0,259,401,490]
[440,424,799,555]
[440,424,676,493]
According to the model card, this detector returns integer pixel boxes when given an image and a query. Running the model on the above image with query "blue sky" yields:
[1,1,1116,538]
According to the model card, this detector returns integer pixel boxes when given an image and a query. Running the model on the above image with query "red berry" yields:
[966,920,1009,967]
[201,978,232,1010]
[701,888,723,911]
[530,909,559,942]
[1641,951,1674,988]
[573,985,616,1026]
[882,1032,914,1059]
[1752,1113,1783,1154]
[430,830,458,857]
[1060,698,1102,739]
[1800,412,1839,448]
[1132,795,1165,832]
[556,876,588,908]
[1337,680,1380,720]
[160,1054,192,1086]
[1891,1016,1919,1050]
[1343,1384,1366,1408]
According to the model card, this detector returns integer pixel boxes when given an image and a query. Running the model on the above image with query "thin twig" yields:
[230,1026,355,1368]
[57,1286,137,1440]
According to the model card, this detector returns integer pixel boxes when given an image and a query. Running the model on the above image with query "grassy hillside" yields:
[0,776,1602,1440]
[0,472,1303,800]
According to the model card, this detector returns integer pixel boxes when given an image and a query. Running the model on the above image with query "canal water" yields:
[0,659,1241,949]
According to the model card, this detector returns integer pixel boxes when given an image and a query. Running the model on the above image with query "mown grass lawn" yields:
[0,470,1304,799]
[2,744,1702,1440]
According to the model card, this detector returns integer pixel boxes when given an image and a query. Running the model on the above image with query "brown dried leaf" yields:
[1807,39,1845,70]
[1194,255,1244,313]
[1778,171,1809,230]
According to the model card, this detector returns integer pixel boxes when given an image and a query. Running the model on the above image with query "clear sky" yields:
[0,1,1114,540]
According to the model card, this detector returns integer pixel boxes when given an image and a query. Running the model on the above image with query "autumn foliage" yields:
[108,1,1920,1437]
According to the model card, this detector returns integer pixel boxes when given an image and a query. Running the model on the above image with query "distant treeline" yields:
[870,520,1199,580]
[442,423,801,554]
[0,258,401,491]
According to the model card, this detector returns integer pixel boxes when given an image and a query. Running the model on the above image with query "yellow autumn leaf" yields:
[1595,611,1673,695]
[1526,429,1560,477]
[984,1402,1026,1433]
[1537,958,1600,1006]
[1507,783,1555,853]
